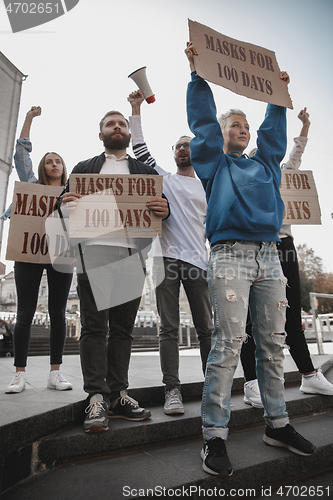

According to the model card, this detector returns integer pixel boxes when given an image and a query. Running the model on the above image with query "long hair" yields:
[37,152,68,186]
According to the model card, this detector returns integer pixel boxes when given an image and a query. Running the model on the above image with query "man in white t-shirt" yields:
[129,91,213,415]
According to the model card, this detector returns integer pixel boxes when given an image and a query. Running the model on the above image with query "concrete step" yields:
[2,363,333,461]
[1,411,332,500]
[1,354,332,495]
[26,326,200,356]
[35,388,333,469]
[1,372,333,494]
[28,337,80,357]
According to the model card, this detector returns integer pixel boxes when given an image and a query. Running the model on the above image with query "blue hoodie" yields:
[186,72,286,245]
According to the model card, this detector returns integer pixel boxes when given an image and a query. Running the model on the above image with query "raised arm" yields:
[254,72,289,182]
[14,106,42,183]
[185,42,224,184]
[19,106,41,139]
[298,107,310,137]
[283,108,310,171]
[128,90,166,173]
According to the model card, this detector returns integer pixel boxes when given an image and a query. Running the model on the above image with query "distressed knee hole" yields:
[271,332,287,347]
[219,396,228,409]
[278,299,288,310]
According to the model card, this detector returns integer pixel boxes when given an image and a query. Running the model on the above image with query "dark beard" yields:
[101,132,130,151]
[176,156,191,168]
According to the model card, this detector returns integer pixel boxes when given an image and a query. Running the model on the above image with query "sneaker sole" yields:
[164,407,185,415]
[200,449,233,476]
[108,410,151,421]
[263,434,315,456]
[5,387,25,394]
[244,397,264,409]
[47,384,73,391]
[84,423,109,433]
[300,387,333,396]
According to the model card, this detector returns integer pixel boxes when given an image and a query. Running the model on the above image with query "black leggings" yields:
[13,261,73,367]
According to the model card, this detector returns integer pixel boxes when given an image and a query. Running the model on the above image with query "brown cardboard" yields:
[6,182,63,263]
[0,262,6,275]
[280,170,321,225]
[189,20,293,109]
[68,174,163,239]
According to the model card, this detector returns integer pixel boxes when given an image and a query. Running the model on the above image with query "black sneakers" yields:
[201,437,233,476]
[263,424,316,456]
[84,394,109,433]
[108,391,151,421]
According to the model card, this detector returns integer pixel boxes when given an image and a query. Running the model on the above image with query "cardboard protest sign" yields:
[280,170,321,225]
[5,182,75,264]
[189,20,293,109]
[0,262,5,275]
[68,174,163,239]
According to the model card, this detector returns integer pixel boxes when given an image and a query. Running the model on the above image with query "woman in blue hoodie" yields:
[185,42,316,477]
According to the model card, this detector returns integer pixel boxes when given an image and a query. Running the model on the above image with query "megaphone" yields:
[128,66,155,104]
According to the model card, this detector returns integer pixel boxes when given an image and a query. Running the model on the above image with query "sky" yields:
[0,0,332,273]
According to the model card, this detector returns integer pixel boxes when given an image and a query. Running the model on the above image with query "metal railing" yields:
[310,292,333,354]
[0,311,81,338]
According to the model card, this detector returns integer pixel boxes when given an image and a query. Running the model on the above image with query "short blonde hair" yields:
[218,109,247,131]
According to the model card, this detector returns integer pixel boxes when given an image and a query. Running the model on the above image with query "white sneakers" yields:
[6,372,27,393]
[6,370,72,393]
[300,368,333,396]
[47,370,73,391]
[244,379,264,408]
[244,369,333,408]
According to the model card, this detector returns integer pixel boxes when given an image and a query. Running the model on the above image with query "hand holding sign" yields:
[185,41,198,72]
[279,71,290,84]
[60,191,83,217]
[146,197,169,218]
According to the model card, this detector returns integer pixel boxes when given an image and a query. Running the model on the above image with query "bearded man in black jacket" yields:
[59,110,169,433]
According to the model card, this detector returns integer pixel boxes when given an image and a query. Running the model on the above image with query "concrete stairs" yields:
[27,326,199,356]
[1,361,333,498]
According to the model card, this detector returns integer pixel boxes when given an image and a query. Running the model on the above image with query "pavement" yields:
[1,343,333,499]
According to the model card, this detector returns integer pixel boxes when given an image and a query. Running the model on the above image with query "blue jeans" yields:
[202,241,289,441]
[154,258,213,389]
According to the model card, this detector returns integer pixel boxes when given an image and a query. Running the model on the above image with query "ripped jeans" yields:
[202,241,289,441]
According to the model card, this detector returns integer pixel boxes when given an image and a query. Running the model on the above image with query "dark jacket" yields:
[58,152,169,210]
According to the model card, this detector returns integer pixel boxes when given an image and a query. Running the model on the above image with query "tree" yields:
[313,273,333,313]
[296,244,333,313]
[296,243,324,312]
[296,243,324,280]
[299,269,313,312]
